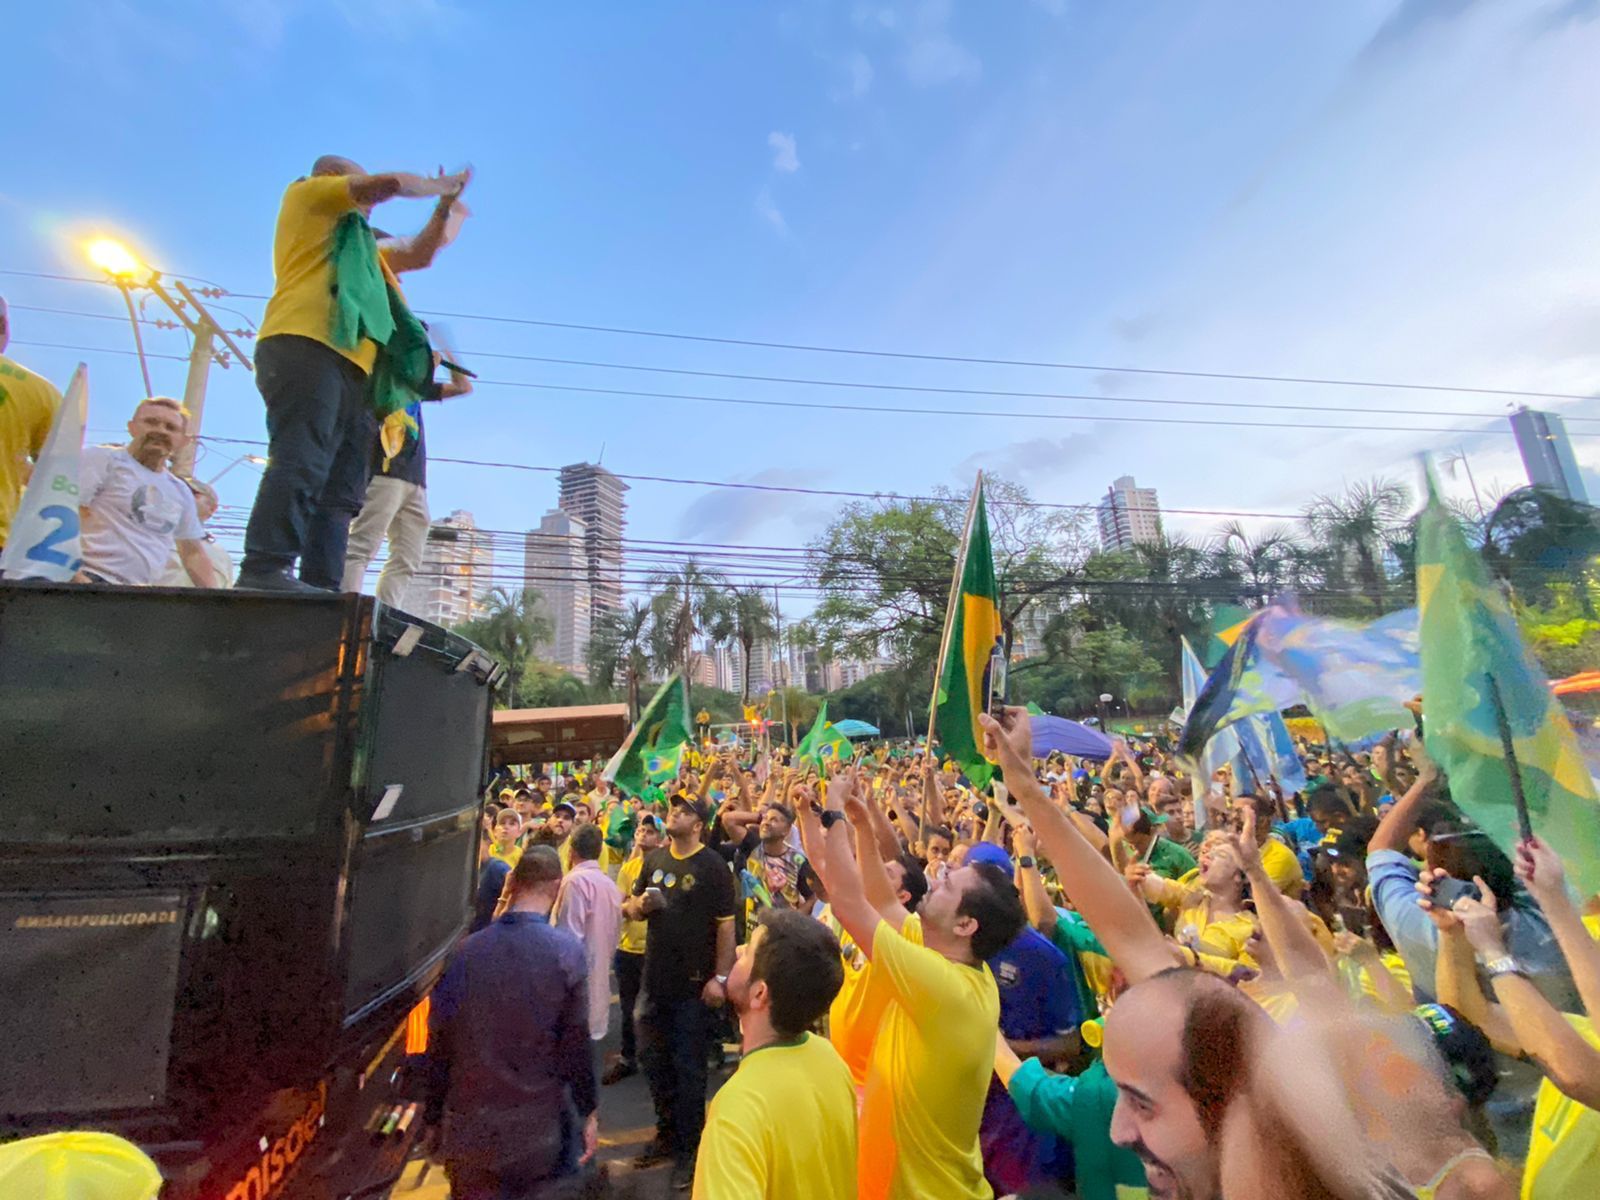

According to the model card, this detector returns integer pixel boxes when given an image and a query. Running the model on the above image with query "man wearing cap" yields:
[1112,805,1195,882]
[621,794,736,1191]
[546,799,578,871]
[719,801,815,923]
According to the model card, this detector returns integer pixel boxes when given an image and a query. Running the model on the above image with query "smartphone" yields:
[644,886,666,908]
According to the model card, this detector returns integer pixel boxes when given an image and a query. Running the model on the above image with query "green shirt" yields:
[1007,1057,1148,1200]
[1144,835,1197,881]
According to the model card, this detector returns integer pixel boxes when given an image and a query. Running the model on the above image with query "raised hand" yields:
[1516,835,1567,907]
[1452,877,1504,958]
[1414,866,1461,932]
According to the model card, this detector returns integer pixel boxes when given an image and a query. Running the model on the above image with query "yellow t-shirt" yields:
[0,355,63,544]
[257,176,378,373]
[859,918,998,1200]
[692,1033,857,1200]
[828,913,921,1089]
[1172,898,1256,963]
[488,842,522,868]
[616,854,648,955]
[1522,1015,1600,1199]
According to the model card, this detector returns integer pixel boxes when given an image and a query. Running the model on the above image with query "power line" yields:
[198,434,1314,518]
[463,376,1555,437]
[12,339,189,363]
[23,304,1566,422]
[9,267,1600,405]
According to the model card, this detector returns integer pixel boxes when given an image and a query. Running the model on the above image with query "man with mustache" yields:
[77,397,217,587]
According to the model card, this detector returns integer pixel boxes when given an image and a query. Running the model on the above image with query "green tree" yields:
[587,599,654,719]
[1483,487,1600,617]
[1302,477,1411,612]
[707,585,779,702]
[649,559,727,676]
[455,587,553,707]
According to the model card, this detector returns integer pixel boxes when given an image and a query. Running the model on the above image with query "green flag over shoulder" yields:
[606,673,692,799]
[1417,472,1600,896]
[931,475,1005,789]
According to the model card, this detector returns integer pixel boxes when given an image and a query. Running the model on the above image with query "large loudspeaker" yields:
[0,584,495,1132]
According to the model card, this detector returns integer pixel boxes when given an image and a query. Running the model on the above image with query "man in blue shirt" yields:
[424,846,599,1199]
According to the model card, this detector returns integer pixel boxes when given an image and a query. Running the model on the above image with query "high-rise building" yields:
[688,648,719,690]
[714,643,741,694]
[403,510,494,627]
[746,637,776,697]
[558,463,629,617]
[1097,475,1162,551]
[523,509,591,678]
[1511,408,1589,503]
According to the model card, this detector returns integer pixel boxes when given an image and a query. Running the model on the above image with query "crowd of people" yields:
[421,706,1600,1200]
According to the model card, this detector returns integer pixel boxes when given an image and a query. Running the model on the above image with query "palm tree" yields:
[1302,477,1411,610]
[456,588,553,706]
[587,599,654,719]
[1209,521,1303,604]
[708,585,779,702]
[648,560,727,676]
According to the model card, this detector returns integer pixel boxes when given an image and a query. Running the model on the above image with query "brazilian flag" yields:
[1417,473,1600,896]
[932,476,1005,788]
[606,673,692,798]
[796,702,853,769]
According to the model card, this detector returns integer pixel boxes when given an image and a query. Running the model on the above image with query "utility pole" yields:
[85,239,254,478]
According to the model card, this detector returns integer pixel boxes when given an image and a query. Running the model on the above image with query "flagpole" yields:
[1486,674,1534,841]
[927,473,983,747]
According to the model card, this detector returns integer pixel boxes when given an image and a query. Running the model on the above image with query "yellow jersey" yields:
[257,176,379,373]
[827,912,920,1089]
[1522,1014,1600,1199]
[616,854,648,955]
[859,918,998,1200]
[692,1033,857,1200]
[0,354,62,544]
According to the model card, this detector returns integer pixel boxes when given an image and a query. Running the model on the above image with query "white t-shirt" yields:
[79,446,204,585]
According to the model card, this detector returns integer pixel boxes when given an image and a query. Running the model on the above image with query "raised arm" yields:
[1519,836,1600,1020]
[1417,886,1523,1056]
[981,708,1173,985]
[1368,745,1438,854]
[1012,824,1058,938]
[382,191,466,274]
[1231,809,1328,980]
[348,167,471,209]
[1456,882,1600,1107]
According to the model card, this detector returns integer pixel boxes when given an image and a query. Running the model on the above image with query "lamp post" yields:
[82,236,254,477]
[1098,692,1113,732]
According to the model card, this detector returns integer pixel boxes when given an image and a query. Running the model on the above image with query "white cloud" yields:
[842,50,875,99]
[900,0,981,86]
[756,186,789,235]
[768,131,801,173]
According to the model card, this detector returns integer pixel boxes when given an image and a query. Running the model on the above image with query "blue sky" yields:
[5,0,1599,606]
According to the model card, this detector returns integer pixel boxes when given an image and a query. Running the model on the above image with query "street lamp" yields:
[85,236,155,397]
[81,234,254,476]
[1098,692,1113,732]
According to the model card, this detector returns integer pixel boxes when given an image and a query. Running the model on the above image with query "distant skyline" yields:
[5,0,1598,619]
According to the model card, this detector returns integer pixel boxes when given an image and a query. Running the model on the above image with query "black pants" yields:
[614,950,644,1064]
[639,993,710,1164]
[241,334,377,588]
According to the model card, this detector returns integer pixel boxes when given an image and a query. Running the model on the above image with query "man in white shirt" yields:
[159,477,234,587]
[78,397,217,587]
[552,824,624,1045]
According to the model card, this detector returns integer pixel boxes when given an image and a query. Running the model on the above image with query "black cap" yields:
[551,801,577,818]
[672,795,709,822]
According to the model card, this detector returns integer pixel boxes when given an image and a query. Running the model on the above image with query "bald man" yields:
[237,155,468,593]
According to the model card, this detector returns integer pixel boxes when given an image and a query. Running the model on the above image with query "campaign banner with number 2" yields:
[1,362,87,582]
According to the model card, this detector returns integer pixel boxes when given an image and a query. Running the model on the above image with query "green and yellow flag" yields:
[796,702,853,770]
[1417,473,1600,896]
[606,673,692,798]
[932,475,1005,788]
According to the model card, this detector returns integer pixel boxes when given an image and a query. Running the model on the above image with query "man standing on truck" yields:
[0,297,63,555]
[237,155,469,593]
[424,845,599,1199]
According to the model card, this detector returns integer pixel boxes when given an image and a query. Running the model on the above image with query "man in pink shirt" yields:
[554,823,624,1045]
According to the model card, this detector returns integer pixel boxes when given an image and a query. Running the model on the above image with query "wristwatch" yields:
[1018,856,1037,870]
[714,974,729,986]
[821,810,845,829]
[1483,955,1523,979]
